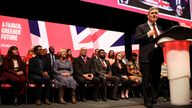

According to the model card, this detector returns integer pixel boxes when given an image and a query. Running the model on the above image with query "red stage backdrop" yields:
[0,16,31,56]
[0,15,125,57]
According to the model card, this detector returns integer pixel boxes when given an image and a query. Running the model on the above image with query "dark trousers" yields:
[140,62,161,104]
[159,77,169,99]
[29,74,51,99]
[100,76,119,99]
[74,76,100,99]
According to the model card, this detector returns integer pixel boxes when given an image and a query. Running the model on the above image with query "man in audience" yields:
[73,47,100,102]
[28,45,52,105]
[92,49,119,101]
[44,46,58,78]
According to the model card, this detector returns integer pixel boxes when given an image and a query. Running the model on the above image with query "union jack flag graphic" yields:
[0,15,125,57]
[29,20,125,57]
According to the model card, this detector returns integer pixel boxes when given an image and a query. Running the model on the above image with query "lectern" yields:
[153,26,192,106]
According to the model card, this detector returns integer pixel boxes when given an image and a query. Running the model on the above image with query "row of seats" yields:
[0,80,141,105]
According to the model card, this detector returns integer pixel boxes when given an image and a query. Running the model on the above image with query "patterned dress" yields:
[53,59,77,89]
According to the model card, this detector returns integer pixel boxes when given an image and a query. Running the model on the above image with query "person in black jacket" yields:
[28,45,52,105]
[92,49,119,101]
[135,7,164,108]
[73,47,100,102]
[112,52,133,99]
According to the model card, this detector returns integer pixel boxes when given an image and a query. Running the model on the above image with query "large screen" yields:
[81,0,192,24]
[0,15,125,57]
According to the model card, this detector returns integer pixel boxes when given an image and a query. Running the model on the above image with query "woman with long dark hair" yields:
[112,52,133,99]
[1,46,26,105]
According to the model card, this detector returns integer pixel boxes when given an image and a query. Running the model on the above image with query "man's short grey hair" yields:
[148,7,159,14]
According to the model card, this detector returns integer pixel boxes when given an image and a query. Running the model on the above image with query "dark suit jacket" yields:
[28,55,50,76]
[44,53,58,67]
[135,22,164,63]
[92,58,111,76]
[44,53,58,78]
[73,56,94,76]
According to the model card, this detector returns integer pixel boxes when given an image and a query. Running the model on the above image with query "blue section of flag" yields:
[76,26,86,34]
[111,34,125,47]
[29,20,40,37]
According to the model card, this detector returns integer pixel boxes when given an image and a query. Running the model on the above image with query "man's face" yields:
[95,49,99,55]
[37,46,43,55]
[147,9,158,23]
[80,48,87,57]
[99,51,106,59]
[49,47,55,54]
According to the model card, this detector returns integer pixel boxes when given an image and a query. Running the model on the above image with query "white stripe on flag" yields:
[38,21,49,49]
[30,33,40,46]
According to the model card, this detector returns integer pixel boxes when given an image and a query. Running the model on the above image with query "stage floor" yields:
[0,98,146,108]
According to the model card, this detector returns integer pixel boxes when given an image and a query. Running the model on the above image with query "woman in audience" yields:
[127,53,142,97]
[128,53,142,85]
[23,47,36,76]
[53,48,77,104]
[66,49,75,64]
[1,46,26,105]
[112,52,133,99]
[106,50,115,66]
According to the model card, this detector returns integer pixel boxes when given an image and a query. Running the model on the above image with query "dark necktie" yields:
[152,24,158,37]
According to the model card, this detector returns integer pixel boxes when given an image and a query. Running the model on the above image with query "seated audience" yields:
[23,47,36,76]
[112,52,133,99]
[73,47,100,102]
[127,53,142,97]
[92,49,119,101]
[66,49,75,64]
[53,48,77,104]
[122,54,129,65]
[1,46,26,105]
[106,50,115,66]
[128,53,142,85]
[91,48,99,60]
[44,46,58,79]
[28,45,52,105]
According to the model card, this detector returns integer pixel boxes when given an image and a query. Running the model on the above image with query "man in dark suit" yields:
[135,7,164,108]
[92,49,119,101]
[28,45,52,105]
[44,46,58,79]
[73,47,100,102]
